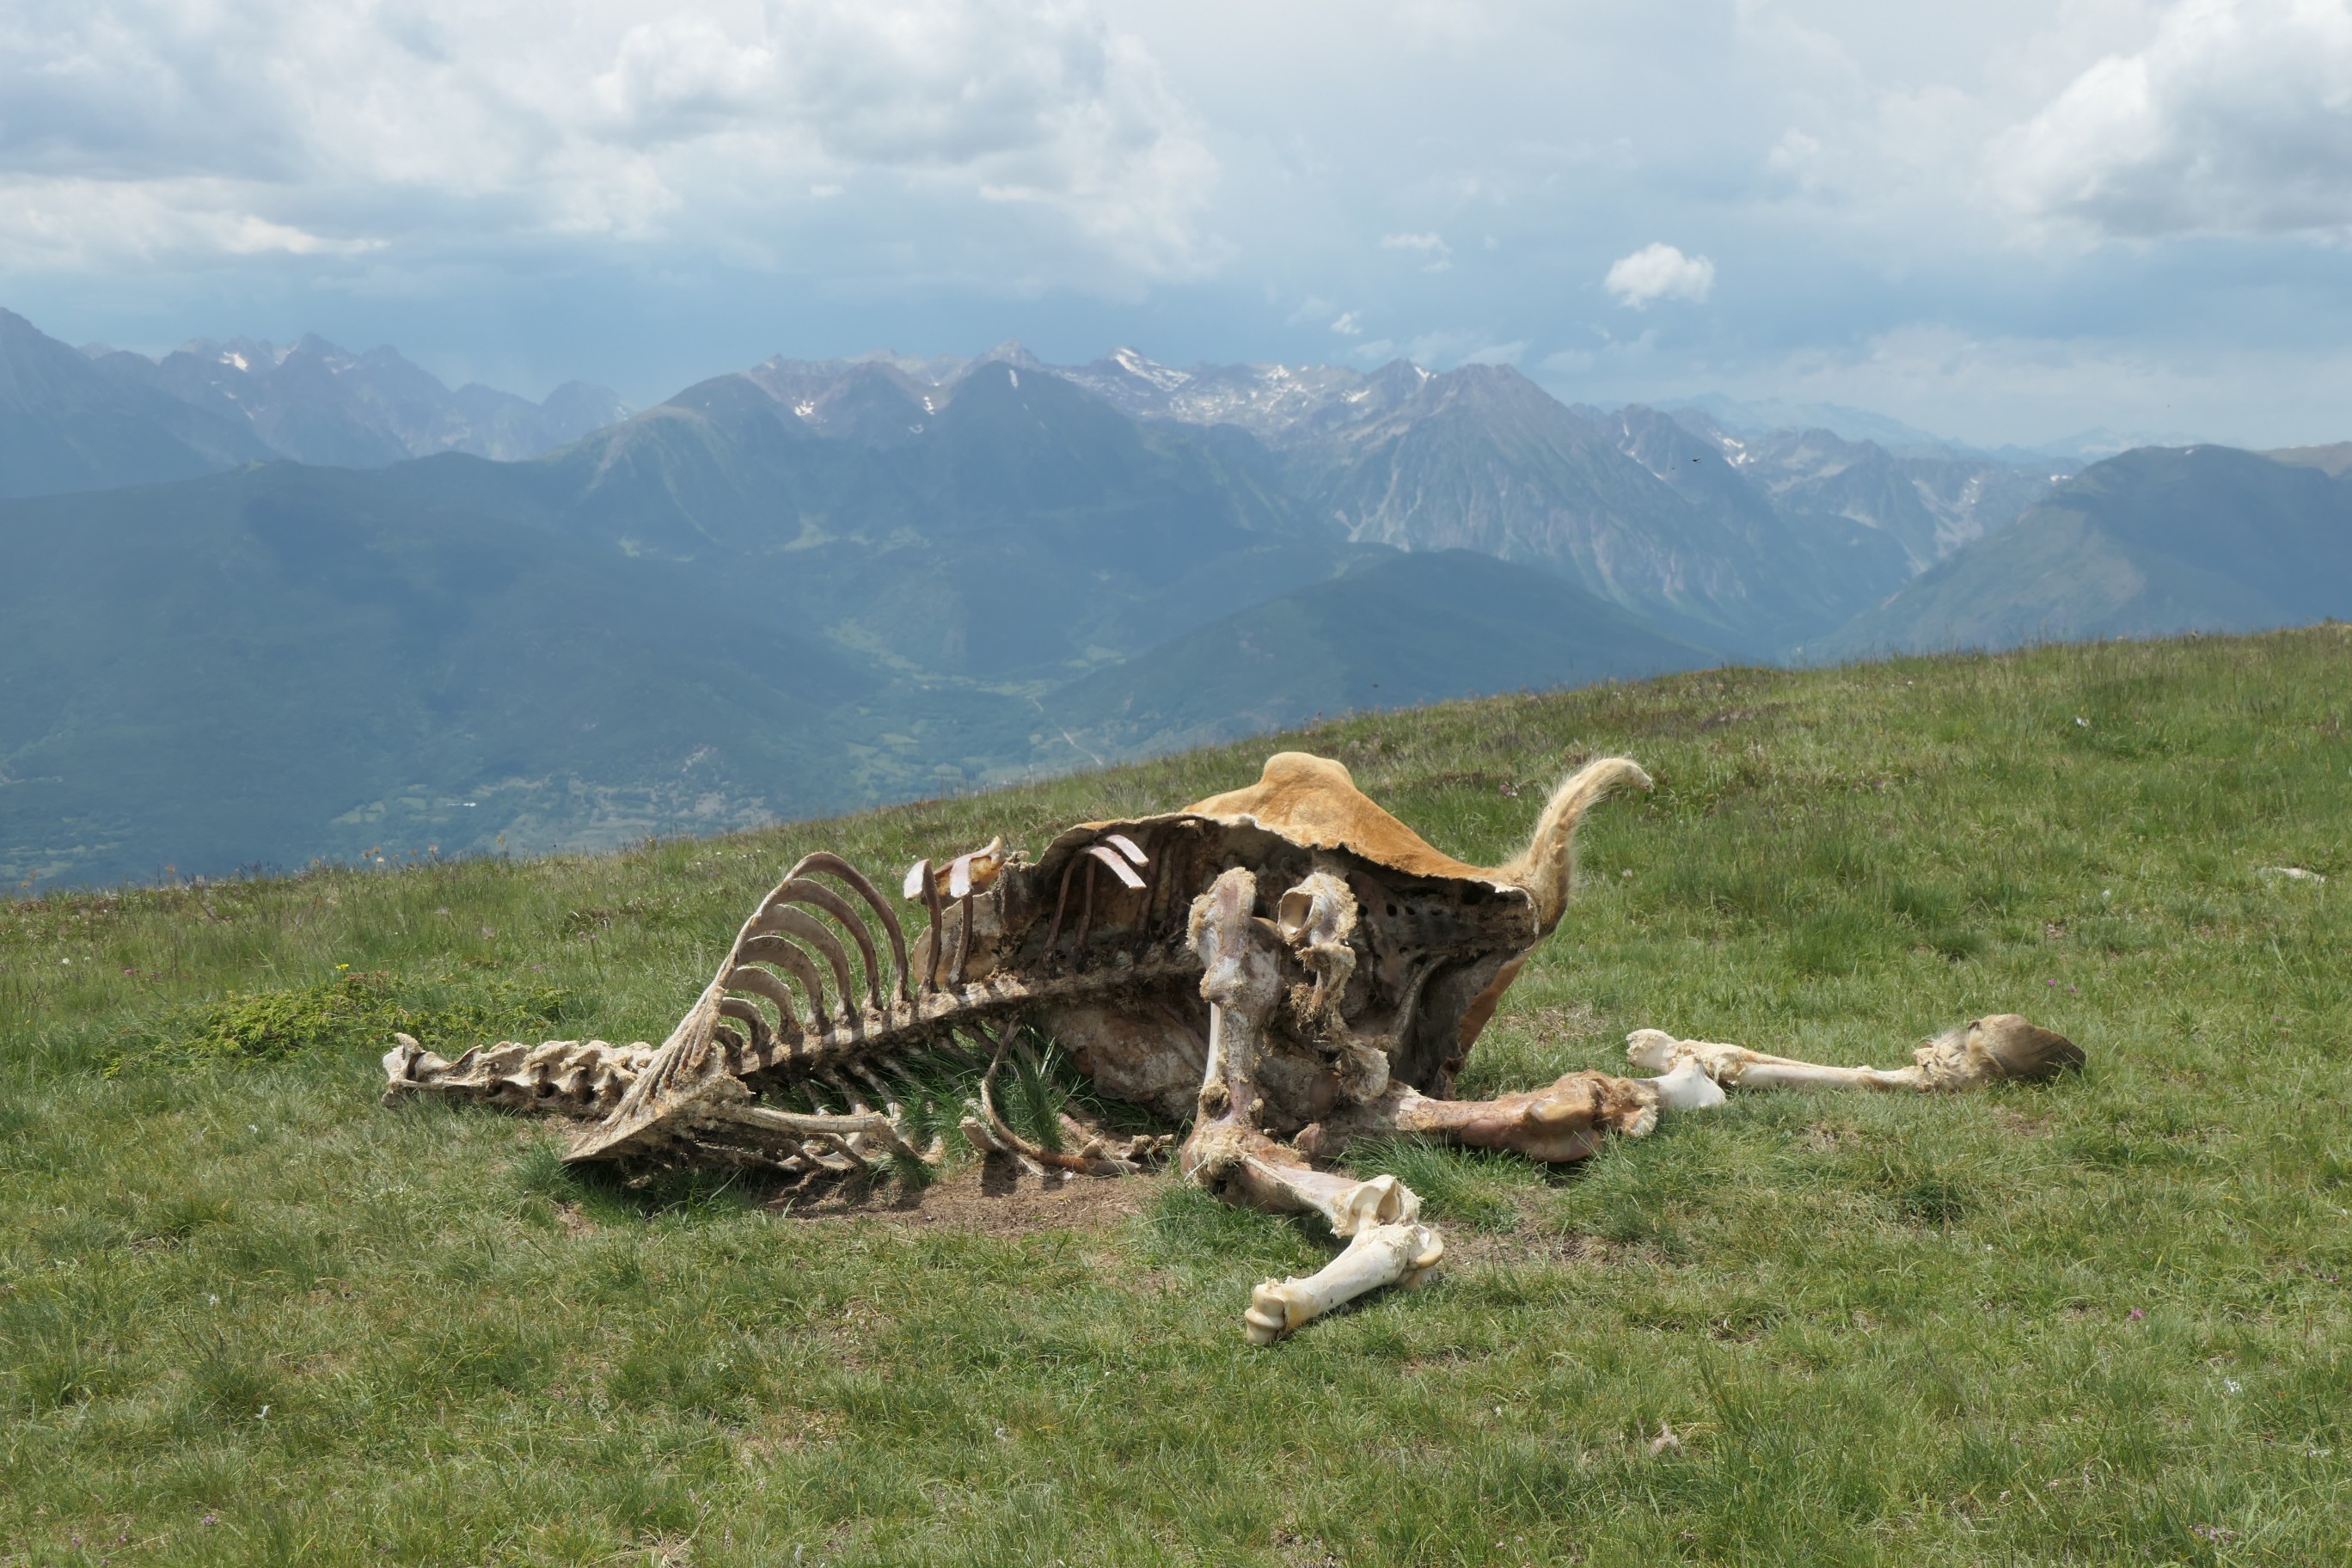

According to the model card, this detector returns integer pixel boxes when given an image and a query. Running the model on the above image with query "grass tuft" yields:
[108,969,565,1074]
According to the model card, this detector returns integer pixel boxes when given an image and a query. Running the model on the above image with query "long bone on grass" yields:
[1625,1016,2086,1093]
[384,750,2082,1341]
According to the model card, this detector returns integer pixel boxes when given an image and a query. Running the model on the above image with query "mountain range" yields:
[0,308,628,497]
[1,307,2345,887]
[1814,444,2352,658]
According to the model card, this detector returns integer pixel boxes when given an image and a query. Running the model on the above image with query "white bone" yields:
[1244,1221,1444,1346]
[1626,1015,2082,1093]
[1628,1029,1917,1089]
[1647,1056,1727,1112]
[1083,843,1148,889]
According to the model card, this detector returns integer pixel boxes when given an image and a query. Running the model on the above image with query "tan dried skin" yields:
[383,751,2081,1340]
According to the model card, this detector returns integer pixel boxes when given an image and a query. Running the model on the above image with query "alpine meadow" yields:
[3,628,2347,1566]
[10,3,2352,1565]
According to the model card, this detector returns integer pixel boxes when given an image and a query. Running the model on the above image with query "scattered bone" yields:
[1626,1014,2083,1093]
[1246,1217,1444,1346]
[382,750,2084,1339]
[381,1034,653,1116]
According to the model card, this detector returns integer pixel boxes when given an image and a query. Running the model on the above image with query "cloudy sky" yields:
[4,0,2349,446]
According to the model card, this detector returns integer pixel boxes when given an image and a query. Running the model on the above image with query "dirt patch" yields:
[1524,1001,1610,1043]
[1430,1191,1618,1267]
[772,1156,1167,1238]
[1442,1225,1609,1268]
[1992,1107,2056,1138]
[769,1162,1617,1268]
[1806,1119,1860,1152]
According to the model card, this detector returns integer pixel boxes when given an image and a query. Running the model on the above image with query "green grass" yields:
[3,628,2349,1565]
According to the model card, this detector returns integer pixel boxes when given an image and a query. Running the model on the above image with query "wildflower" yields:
[2128,1308,2145,1320]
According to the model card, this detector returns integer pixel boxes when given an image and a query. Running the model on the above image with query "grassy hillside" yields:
[3,628,2349,1565]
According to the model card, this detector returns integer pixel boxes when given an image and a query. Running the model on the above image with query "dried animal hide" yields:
[384,750,2081,1340]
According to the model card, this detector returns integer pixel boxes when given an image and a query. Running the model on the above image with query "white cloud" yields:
[0,0,1220,282]
[1602,242,1715,308]
[1329,310,1363,335]
[1458,339,1527,366]
[1547,318,2352,450]
[1395,328,1524,368]
[1378,230,1453,271]
[1993,0,2352,237]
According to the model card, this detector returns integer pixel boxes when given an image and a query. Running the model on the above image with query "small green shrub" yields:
[113,971,563,1073]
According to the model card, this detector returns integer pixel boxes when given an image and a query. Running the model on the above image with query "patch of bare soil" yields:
[772,1155,1169,1239]
[1441,1221,1612,1269]
[1993,1106,2056,1137]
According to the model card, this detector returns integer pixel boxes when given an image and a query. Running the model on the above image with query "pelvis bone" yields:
[383,750,2083,1342]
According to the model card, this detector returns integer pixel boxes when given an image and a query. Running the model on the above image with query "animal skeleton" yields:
[384,751,2082,1341]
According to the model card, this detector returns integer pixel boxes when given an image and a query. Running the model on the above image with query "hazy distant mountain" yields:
[576,340,2063,659]
[2001,427,2211,465]
[87,334,630,466]
[1809,445,2352,659]
[1044,548,1716,758]
[1266,364,1913,656]
[1052,346,1377,438]
[2265,442,2352,477]
[0,461,1074,889]
[1665,393,1968,457]
[1044,351,2062,655]
[0,308,272,499]
[1665,408,2054,573]
[9,309,2338,886]
[382,356,1358,683]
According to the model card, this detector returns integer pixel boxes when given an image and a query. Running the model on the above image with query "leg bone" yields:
[1297,1069,1681,1165]
[1180,867,1445,1343]
[1626,1014,2083,1093]
[1244,1221,1443,1347]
